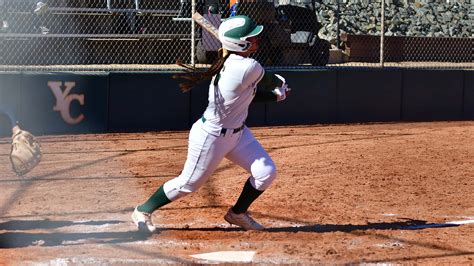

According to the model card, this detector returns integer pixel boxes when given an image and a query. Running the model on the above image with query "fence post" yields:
[336,0,341,49]
[380,0,385,67]
[191,0,196,66]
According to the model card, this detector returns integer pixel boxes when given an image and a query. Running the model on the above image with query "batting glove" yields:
[273,83,291,102]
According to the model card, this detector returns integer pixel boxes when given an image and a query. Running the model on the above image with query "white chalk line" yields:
[190,251,256,263]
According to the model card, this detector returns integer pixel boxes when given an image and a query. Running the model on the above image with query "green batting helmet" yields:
[218,15,264,52]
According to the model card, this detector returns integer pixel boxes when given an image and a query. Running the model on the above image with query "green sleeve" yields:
[252,86,278,103]
[257,71,284,92]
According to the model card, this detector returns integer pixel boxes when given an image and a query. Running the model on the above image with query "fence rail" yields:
[0,0,472,72]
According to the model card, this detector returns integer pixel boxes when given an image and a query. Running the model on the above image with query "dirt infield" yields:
[0,121,473,264]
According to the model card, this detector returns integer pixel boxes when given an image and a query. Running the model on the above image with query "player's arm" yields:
[257,72,284,92]
[253,86,278,102]
[253,72,290,103]
[245,61,290,103]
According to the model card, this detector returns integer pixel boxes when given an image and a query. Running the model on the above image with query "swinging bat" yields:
[192,12,219,40]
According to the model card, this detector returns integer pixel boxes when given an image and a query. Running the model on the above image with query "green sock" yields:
[137,185,171,213]
[232,178,264,214]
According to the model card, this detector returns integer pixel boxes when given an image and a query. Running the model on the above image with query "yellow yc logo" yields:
[48,81,85,125]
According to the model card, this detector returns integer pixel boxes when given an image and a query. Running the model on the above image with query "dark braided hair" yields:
[174,48,231,93]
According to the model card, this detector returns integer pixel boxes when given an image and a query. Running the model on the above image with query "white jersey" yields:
[203,53,265,129]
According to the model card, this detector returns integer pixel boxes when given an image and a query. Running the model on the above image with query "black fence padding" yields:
[463,71,474,119]
[1,69,472,136]
[337,69,402,123]
[19,73,108,135]
[402,70,464,121]
[266,70,337,125]
[108,72,190,132]
[0,74,21,137]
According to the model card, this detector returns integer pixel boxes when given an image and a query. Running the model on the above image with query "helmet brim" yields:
[241,25,264,40]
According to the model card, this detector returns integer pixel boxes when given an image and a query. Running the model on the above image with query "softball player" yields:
[132,15,290,232]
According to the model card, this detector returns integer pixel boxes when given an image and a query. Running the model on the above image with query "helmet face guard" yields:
[218,15,264,52]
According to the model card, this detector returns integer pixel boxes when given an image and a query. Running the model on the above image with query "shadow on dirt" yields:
[0,219,151,248]
[162,218,460,232]
[265,218,461,233]
[0,218,465,252]
[0,151,138,217]
[0,219,123,230]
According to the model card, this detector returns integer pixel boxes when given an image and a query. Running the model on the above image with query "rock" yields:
[437,5,446,13]
[426,14,436,24]
[442,11,454,22]
[315,1,470,40]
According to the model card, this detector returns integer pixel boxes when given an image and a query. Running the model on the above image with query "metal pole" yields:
[380,0,385,67]
[191,0,196,66]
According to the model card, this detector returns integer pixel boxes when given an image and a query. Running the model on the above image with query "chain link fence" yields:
[0,0,472,72]
[328,0,473,68]
[0,0,194,71]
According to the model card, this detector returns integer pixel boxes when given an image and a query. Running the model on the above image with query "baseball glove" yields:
[10,126,42,176]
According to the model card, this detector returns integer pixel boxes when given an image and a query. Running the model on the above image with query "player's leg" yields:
[133,120,238,231]
[224,127,277,230]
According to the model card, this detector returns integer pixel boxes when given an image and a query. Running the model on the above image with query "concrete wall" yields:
[0,69,472,137]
